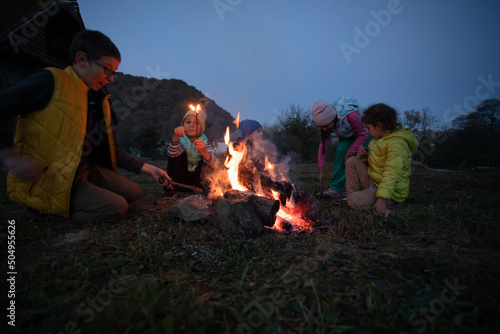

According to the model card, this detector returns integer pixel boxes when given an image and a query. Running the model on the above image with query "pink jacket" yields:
[318,112,368,167]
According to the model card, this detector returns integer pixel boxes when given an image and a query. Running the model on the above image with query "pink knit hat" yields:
[312,100,336,127]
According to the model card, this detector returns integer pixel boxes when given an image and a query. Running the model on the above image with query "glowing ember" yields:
[264,188,313,232]
[224,126,247,191]
[271,197,313,232]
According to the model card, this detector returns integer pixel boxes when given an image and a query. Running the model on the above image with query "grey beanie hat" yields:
[312,100,336,127]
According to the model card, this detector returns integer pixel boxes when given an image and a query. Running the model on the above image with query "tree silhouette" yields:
[420,107,438,138]
[443,98,500,167]
[269,104,318,162]
[475,98,500,128]
[403,109,422,131]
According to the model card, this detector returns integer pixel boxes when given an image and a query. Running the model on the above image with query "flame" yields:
[270,189,279,200]
[271,195,313,232]
[224,126,230,144]
[233,111,240,128]
[224,126,247,191]
[211,126,314,233]
[263,156,276,179]
[189,104,201,113]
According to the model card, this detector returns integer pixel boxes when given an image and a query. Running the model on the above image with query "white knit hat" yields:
[182,108,207,133]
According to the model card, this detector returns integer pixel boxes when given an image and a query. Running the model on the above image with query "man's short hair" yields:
[69,29,121,63]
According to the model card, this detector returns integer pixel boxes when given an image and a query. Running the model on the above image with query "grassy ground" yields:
[1,161,499,334]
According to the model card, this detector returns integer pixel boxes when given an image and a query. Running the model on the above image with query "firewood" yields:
[214,190,281,237]
[259,172,293,205]
[236,166,293,206]
[222,189,279,227]
[249,195,280,227]
[162,180,203,194]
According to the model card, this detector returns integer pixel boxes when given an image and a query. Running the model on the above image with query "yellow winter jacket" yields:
[367,128,419,203]
[7,66,116,216]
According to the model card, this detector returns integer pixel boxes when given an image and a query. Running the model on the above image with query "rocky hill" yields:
[106,73,237,151]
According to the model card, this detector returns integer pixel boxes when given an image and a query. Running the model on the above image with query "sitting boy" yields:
[0,29,171,223]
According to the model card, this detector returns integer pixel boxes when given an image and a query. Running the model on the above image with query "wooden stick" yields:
[167,180,203,193]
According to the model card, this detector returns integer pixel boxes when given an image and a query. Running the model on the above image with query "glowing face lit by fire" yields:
[182,115,201,138]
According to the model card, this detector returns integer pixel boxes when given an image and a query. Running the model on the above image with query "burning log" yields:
[237,166,293,206]
[259,172,293,206]
[249,194,281,227]
[213,190,280,237]
[223,190,280,227]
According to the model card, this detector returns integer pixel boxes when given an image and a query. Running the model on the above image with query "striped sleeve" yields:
[203,142,219,168]
[167,141,183,158]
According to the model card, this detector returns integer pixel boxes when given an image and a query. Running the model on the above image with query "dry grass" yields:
[1,162,499,333]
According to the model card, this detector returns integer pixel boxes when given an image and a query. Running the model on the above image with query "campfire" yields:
[208,122,319,236]
[167,108,322,237]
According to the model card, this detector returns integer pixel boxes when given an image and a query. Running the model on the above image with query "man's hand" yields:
[140,163,171,187]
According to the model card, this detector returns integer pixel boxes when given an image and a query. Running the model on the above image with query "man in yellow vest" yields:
[0,30,171,223]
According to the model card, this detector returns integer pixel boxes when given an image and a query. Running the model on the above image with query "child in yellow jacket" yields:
[340,103,419,214]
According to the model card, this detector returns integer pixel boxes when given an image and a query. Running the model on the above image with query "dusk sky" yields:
[79,0,500,128]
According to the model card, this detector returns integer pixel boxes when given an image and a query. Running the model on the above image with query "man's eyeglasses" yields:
[88,57,117,77]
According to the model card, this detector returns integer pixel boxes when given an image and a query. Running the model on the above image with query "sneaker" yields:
[332,198,348,206]
[323,188,344,198]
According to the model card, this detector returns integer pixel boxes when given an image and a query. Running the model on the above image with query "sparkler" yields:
[189,104,201,136]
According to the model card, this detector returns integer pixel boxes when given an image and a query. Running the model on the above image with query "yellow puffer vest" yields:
[7,66,116,216]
